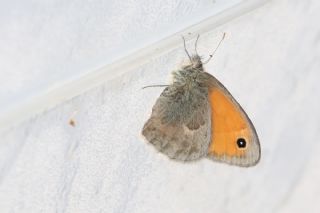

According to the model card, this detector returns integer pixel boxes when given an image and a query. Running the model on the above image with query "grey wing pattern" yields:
[142,85,211,161]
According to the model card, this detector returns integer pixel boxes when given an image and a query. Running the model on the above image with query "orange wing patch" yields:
[208,88,250,157]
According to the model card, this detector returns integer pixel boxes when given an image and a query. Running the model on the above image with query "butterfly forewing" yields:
[205,74,260,167]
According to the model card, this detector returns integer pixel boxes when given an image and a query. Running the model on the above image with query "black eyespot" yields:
[236,138,246,148]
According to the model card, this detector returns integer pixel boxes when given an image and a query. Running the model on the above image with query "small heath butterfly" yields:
[142,33,260,167]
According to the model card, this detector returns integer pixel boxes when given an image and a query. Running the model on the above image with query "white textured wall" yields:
[0,0,242,115]
[1,0,320,212]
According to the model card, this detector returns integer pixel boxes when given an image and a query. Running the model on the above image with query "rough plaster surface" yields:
[1,0,320,212]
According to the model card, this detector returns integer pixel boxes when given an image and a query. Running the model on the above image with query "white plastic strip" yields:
[0,0,268,130]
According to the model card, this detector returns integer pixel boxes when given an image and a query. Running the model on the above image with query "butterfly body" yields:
[142,54,260,167]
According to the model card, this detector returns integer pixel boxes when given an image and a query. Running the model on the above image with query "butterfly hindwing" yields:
[142,85,211,161]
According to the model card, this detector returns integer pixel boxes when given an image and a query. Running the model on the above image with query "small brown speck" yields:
[69,119,76,127]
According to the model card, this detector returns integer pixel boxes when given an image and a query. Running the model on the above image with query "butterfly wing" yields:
[142,85,211,161]
[204,73,261,167]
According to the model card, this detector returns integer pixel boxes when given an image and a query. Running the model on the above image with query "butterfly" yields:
[142,33,260,167]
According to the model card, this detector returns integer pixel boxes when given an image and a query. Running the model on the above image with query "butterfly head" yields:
[189,54,203,70]
[172,55,207,90]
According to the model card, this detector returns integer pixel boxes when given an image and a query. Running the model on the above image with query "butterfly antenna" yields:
[203,32,226,64]
[182,36,192,62]
[142,84,169,89]
[194,34,200,55]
